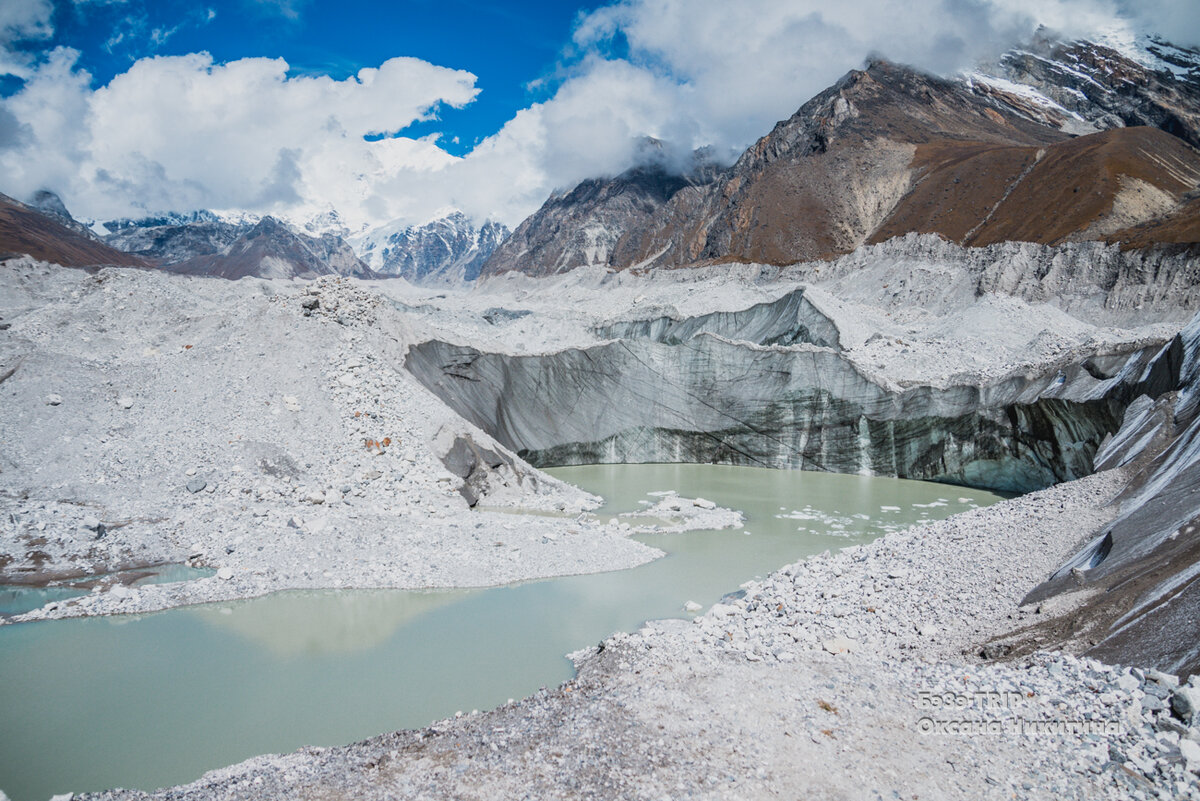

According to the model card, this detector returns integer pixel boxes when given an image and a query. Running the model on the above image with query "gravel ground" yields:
[1,262,716,622]
[696,469,1128,666]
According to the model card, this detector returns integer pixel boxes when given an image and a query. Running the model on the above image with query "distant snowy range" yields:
[65,201,511,285]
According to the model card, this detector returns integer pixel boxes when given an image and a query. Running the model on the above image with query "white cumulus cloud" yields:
[0,49,478,223]
[569,0,1139,155]
[0,0,53,79]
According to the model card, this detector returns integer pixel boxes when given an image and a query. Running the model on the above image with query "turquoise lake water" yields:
[0,465,1004,800]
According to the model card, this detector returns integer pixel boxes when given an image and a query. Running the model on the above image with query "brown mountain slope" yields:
[483,60,1072,276]
[652,61,1073,265]
[483,56,1200,277]
[870,126,1200,247]
[0,194,146,268]
[865,140,1042,244]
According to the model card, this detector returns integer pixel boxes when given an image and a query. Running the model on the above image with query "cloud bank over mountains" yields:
[0,0,1195,230]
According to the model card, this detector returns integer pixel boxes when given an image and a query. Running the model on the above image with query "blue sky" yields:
[27,0,618,157]
[0,0,1193,229]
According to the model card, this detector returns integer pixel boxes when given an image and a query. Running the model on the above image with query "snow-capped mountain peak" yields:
[970,34,1200,148]
[351,211,510,285]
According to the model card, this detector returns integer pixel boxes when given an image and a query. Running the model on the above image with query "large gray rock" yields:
[594,288,841,350]
[1173,685,1200,725]
[1019,310,1200,677]
[438,434,521,506]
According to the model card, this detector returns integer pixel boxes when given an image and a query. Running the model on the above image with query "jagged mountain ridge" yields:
[481,38,1200,277]
[481,164,716,277]
[481,141,723,277]
[164,216,378,280]
[95,209,377,280]
[8,37,1198,280]
[352,211,510,284]
[983,35,1200,148]
[28,190,102,241]
[103,216,253,266]
[93,207,507,283]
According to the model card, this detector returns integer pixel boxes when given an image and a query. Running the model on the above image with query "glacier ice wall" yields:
[406,300,1158,493]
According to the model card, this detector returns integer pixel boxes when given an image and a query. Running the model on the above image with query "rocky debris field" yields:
[1,261,714,621]
[8,236,1176,622]
[396,237,1190,401]
[694,469,1127,666]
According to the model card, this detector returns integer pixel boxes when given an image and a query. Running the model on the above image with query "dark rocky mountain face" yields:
[165,216,376,280]
[0,193,145,268]
[482,161,719,278]
[103,219,252,266]
[985,36,1200,148]
[303,230,378,279]
[90,212,376,280]
[481,43,1200,278]
[27,191,100,241]
[356,212,509,284]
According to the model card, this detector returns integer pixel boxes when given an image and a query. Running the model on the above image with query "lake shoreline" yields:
[79,462,1200,800]
[3,464,1003,800]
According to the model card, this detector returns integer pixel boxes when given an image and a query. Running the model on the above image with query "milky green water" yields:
[0,465,1004,800]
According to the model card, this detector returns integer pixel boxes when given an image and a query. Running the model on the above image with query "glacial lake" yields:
[0,465,1005,800]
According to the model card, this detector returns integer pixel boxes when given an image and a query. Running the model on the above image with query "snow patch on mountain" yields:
[1090,28,1200,80]
[971,34,1200,148]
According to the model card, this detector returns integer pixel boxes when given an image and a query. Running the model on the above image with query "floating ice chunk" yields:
[776,511,819,520]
